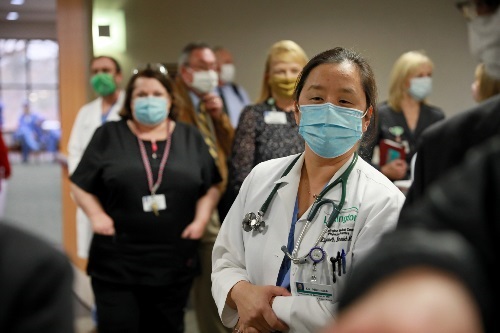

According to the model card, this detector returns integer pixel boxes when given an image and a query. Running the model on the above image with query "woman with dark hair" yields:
[212,47,405,333]
[70,66,221,333]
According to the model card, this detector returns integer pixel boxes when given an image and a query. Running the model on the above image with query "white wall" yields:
[98,0,477,117]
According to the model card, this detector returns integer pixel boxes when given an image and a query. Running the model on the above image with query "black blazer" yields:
[0,222,74,333]
[404,94,500,209]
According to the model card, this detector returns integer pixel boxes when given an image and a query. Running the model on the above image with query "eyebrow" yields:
[306,84,325,91]
[339,87,356,94]
[306,84,357,94]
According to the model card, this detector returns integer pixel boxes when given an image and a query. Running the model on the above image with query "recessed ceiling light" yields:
[6,12,19,20]
[11,0,25,5]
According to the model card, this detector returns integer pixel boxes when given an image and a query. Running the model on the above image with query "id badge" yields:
[142,194,167,212]
[402,140,410,154]
[264,111,287,124]
[295,281,333,301]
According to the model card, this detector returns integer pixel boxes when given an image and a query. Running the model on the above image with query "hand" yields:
[230,281,291,333]
[89,212,115,235]
[325,267,483,333]
[202,93,224,119]
[381,159,408,180]
[181,220,207,239]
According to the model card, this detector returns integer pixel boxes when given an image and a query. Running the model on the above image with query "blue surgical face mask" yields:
[298,103,366,159]
[133,96,168,126]
[408,77,432,101]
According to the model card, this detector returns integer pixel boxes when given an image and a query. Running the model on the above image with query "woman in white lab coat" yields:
[212,47,406,333]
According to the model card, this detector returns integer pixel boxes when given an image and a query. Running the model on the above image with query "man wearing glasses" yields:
[326,1,500,333]
[175,42,234,333]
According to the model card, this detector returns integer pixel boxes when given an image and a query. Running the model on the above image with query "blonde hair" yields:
[388,50,434,110]
[257,40,308,103]
[475,63,500,102]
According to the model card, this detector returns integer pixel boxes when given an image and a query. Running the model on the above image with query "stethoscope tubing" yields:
[243,153,358,266]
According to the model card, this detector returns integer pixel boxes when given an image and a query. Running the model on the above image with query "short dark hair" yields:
[120,68,178,121]
[178,41,212,68]
[91,55,122,73]
[213,46,225,53]
[294,47,377,113]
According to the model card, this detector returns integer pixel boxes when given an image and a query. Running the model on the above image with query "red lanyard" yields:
[137,118,172,195]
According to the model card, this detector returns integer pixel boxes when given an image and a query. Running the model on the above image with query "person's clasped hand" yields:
[181,220,206,240]
[90,212,115,235]
[381,159,408,180]
[202,93,224,119]
[231,281,291,333]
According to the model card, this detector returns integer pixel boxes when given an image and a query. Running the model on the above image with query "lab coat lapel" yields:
[276,154,304,229]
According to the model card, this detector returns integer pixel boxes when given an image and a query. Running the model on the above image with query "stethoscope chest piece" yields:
[242,211,266,233]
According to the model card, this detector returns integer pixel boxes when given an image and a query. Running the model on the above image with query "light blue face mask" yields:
[298,103,366,159]
[133,96,168,126]
[408,77,432,101]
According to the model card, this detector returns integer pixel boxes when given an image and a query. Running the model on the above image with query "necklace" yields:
[308,189,318,200]
[130,120,166,159]
[151,140,158,159]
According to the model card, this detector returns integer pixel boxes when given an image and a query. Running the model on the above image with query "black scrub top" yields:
[360,101,445,179]
[70,119,221,286]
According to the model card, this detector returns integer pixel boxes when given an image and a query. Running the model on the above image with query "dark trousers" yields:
[92,276,193,333]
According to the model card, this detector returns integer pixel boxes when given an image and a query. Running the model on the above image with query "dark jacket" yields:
[404,94,500,207]
[339,135,500,333]
[360,101,445,179]
[0,222,74,333]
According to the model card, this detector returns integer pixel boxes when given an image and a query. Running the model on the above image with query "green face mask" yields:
[90,73,116,96]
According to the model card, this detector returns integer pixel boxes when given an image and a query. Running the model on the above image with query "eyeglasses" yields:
[456,1,478,21]
[185,63,217,72]
[132,63,168,76]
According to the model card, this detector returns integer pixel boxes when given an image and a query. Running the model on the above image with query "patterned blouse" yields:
[229,99,304,193]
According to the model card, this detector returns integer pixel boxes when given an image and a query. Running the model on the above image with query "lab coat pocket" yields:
[325,247,352,303]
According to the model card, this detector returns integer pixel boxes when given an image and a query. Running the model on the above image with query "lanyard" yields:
[137,118,172,195]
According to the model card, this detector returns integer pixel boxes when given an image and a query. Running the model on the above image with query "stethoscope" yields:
[242,152,358,265]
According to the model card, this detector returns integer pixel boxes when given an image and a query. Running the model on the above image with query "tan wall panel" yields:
[57,0,92,272]
[95,0,476,118]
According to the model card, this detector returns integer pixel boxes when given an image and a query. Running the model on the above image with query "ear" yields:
[265,71,271,84]
[115,72,123,85]
[362,106,373,132]
[293,102,301,125]
[405,76,412,89]
[180,65,192,84]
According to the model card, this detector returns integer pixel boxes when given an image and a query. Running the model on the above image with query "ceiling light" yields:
[11,0,25,5]
[6,12,19,20]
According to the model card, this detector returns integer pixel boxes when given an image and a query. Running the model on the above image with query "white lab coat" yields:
[67,91,124,258]
[212,153,405,333]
